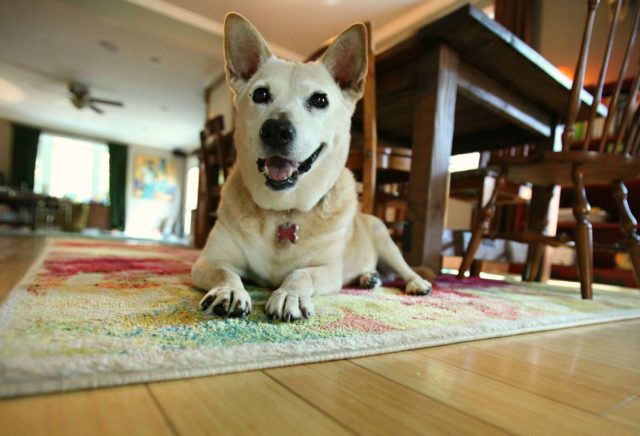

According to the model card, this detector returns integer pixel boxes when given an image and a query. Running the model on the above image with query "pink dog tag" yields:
[277,222,299,243]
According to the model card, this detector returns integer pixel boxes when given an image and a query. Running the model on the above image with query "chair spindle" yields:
[585,0,622,150]
[563,0,600,151]
[598,3,640,152]
[620,66,640,154]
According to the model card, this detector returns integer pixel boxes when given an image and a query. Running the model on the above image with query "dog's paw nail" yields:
[200,295,215,311]
[202,288,252,318]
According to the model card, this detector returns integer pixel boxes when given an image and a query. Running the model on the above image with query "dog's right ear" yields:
[224,13,272,95]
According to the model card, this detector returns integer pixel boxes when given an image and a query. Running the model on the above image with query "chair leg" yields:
[470,259,484,277]
[458,173,505,279]
[613,180,640,289]
[525,242,546,282]
[572,164,593,299]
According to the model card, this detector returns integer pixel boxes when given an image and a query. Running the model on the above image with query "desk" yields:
[369,5,602,273]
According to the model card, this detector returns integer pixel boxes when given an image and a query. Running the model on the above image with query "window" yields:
[449,152,480,172]
[34,133,110,203]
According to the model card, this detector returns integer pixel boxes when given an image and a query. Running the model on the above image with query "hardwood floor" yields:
[0,235,638,435]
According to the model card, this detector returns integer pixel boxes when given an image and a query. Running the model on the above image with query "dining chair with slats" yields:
[457,0,640,297]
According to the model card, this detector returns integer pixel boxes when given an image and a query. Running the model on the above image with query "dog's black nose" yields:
[260,118,296,150]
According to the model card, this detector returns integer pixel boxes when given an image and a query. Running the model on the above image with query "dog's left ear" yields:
[224,13,273,95]
[320,23,368,101]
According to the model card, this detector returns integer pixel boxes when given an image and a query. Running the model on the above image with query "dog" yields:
[192,13,432,321]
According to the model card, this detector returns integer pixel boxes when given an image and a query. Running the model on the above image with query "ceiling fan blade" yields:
[89,98,123,107]
[89,103,104,114]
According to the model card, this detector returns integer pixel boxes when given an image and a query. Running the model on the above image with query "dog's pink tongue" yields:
[265,156,299,181]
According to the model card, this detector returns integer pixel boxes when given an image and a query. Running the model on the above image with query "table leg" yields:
[523,184,557,281]
[525,125,562,282]
[406,44,459,273]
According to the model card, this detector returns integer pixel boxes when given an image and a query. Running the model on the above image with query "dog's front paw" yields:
[405,277,432,296]
[200,287,252,318]
[265,289,315,322]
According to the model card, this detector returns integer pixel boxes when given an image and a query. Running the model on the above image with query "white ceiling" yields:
[0,0,481,151]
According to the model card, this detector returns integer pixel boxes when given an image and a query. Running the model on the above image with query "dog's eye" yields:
[252,87,271,104]
[308,93,328,109]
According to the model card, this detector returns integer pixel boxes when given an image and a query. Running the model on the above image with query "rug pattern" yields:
[0,239,638,397]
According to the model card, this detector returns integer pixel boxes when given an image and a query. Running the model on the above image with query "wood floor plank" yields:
[0,235,45,302]
[266,360,505,435]
[606,396,640,430]
[472,335,640,392]
[0,385,172,436]
[420,342,632,413]
[506,325,640,372]
[354,349,637,435]
[148,370,351,436]
[1,235,639,434]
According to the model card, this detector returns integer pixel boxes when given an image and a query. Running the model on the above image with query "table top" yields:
[355,4,602,154]
[0,187,59,206]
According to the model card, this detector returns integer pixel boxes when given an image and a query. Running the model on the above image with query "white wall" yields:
[534,0,640,85]
[124,144,186,239]
[0,118,13,184]
[206,80,234,133]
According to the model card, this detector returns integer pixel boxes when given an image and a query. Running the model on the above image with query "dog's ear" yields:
[224,13,272,94]
[320,23,368,101]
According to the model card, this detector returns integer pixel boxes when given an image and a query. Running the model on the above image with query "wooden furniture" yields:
[458,0,640,297]
[551,179,640,287]
[308,22,379,215]
[193,116,235,249]
[355,4,604,274]
[0,187,60,230]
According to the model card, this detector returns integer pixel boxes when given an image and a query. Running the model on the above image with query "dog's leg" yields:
[265,265,341,321]
[363,214,432,295]
[192,259,252,318]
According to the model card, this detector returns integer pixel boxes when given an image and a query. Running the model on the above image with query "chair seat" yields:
[450,168,531,204]
[347,146,411,184]
[493,151,640,186]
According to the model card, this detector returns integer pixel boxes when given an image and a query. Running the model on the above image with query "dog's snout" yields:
[260,119,296,150]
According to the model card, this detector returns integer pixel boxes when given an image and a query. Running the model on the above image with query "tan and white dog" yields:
[192,13,432,321]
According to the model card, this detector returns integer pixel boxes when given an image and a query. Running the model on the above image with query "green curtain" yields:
[108,142,128,231]
[10,124,41,190]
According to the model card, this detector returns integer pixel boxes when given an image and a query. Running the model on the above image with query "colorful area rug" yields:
[1,239,639,398]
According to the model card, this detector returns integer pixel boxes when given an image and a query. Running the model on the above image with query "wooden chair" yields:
[458,0,640,297]
[307,22,379,215]
[193,115,235,248]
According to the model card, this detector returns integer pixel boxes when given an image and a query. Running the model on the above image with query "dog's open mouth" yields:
[256,144,324,191]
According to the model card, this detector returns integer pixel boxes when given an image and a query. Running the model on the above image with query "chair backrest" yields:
[306,21,378,214]
[194,115,235,248]
[563,0,640,155]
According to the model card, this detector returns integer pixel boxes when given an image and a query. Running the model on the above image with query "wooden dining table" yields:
[365,4,602,273]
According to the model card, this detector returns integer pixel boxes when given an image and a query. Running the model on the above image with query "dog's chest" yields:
[236,207,350,285]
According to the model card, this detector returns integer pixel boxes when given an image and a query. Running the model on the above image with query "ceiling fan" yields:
[68,82,124,114]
